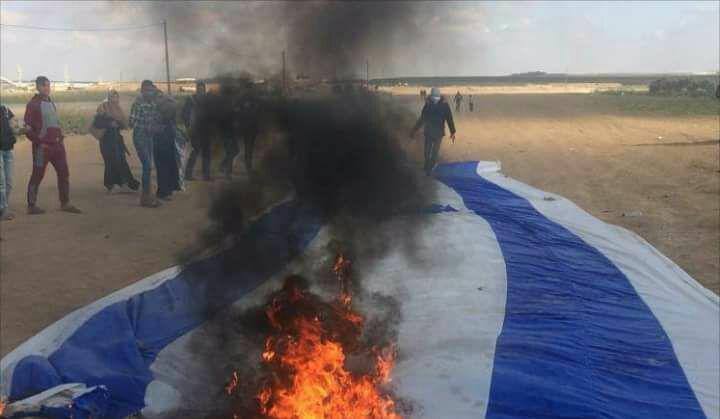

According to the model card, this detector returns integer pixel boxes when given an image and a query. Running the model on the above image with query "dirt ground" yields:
[1,92,718,357]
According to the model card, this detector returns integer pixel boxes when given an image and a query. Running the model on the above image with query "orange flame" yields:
[226,371,240,396]
[259,317,400,418]
[229,253,401,418]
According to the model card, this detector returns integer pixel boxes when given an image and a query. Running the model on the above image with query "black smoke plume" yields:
[180,90,430,281]
[119,1,444,79]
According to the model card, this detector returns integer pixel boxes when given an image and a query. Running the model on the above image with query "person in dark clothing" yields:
[0,104,17,220]
[411,87,456,176]
[92,90,140,193]
[218,82,244,179]
[420,89,427,102]
[468,94,475,112]
[234,92,260,174]
[183,81,212,181]
[154,96,181,200]
[220,135,239,179]
[454,91,463,112]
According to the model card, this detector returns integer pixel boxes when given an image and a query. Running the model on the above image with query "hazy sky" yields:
[1,0,718,81]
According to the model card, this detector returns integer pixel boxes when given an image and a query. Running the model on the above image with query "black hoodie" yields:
[412,97,456,139]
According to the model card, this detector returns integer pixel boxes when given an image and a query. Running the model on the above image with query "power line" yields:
[0,22,162,32]
[174,31,263,59]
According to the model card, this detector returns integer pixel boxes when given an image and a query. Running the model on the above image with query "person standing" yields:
[92,89,140,193]
[240,96,260,174]
[454,90,463,113]
[0,104,17,220]
[468,94,475,112]
[411,87,456,176]
[219,82,241,180]
[174,119,189,191]
[154,95,180,200]
[129,80,162,207]
[183,80,212,181]
[25,76,82,214]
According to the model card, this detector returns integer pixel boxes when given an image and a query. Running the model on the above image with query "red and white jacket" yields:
[24,94,63,145]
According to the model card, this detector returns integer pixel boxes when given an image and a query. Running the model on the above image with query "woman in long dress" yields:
[154,95,180,200]
[93,90,140,192]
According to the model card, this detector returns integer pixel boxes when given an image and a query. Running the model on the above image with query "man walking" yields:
[25,76,82,214]
[183,80,212,181]
[454,90,463,113]
[129,80,162,207]
[0,103,17,220]
[411,87,456,176]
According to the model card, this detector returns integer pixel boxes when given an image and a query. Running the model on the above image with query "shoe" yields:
[61,204,83,214]
[27,205,46,215]
[1,211,15,221]
[158,194,173,202]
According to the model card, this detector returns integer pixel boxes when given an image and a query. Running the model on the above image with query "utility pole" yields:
[282,50,286,95]
[162,19,171,94]
[366,59,369,89]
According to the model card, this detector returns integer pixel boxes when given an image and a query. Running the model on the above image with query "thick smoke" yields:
[119,1,443,79]
[130,4,448,415]
[284,1,422,78]
[181,91,429,280]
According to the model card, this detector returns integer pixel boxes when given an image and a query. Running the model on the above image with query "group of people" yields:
[124,79,186,207]
[0,77,459,220]
[0,77,261,220]
[453,91,475,112]
[420,89,474,112]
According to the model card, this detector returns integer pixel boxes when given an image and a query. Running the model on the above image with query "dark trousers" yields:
[185,141,211,180]
[243,131,257,172]
[220,137,240,177]
[424,134,443,175]
[27,142,69,206]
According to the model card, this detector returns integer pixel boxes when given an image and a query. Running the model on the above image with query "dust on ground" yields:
[1,91,718,356]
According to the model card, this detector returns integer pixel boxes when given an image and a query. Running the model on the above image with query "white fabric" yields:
[144,180,509,417]
[0,266,179,398]
[479,166,720,419]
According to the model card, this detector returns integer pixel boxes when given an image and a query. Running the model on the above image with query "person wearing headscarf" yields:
[410,87,456,176]
[92,89,140,193]
[154,94,180,200]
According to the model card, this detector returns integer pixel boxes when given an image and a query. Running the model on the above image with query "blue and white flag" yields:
[2,161,718,419]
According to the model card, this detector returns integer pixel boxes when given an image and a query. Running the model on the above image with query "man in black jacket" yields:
[183,80,212,181]
[411,87,456,175]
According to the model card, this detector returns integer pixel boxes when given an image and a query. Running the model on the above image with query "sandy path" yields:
[0,135,212,355]
[401,94,719,296]
[1,93,718,357]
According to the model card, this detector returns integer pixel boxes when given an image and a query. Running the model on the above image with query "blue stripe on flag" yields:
[437,162,705,419]
[10,201,324,418]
